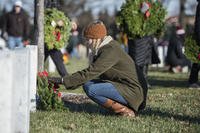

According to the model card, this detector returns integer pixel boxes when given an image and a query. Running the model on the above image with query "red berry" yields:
[58,92,61,97]
[145,10,150,18]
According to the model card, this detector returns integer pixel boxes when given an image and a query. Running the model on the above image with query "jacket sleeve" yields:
[23,13,30,40]
[175,40,185,58]
[63,46,118,89]
[195,2,200,44]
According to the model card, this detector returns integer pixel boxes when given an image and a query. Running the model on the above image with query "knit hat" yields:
[15,1,22,7]
[83,21,107,39]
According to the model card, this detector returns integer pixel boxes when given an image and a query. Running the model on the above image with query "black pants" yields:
[45,47,68,77]
[188,63,200,84]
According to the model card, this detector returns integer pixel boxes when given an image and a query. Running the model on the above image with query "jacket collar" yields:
[95,35,113,55]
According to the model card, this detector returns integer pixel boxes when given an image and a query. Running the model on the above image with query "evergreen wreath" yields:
[184,36,200,63]
[116,0,166,39]
[44,8,71,50]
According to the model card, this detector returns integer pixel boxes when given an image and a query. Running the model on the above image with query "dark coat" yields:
[128,36,159,110]
[63,40,144,111]
[166,35,189,67]
[128,36,154,67]
[2,9,30,40]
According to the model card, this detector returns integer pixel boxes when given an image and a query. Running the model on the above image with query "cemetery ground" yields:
[30,58,200,133]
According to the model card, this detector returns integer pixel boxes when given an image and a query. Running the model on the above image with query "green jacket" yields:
[63,40,144,111]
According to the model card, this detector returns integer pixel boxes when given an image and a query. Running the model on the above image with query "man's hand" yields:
[48,77,63,85]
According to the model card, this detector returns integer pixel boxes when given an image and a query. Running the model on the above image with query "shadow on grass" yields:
[149,78,188,88]
[64,101,200,124]
[64,101,113,116]
[64,102,200,125]
[140,107,200,124]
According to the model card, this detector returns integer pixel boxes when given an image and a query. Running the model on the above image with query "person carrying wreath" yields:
[48,21,145,117]
[44,5,70,77]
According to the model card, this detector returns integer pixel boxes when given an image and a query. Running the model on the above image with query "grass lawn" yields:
[31,58,200,133]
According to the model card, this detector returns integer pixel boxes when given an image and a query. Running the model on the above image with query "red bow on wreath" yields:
[53,31,61,42]
[141,2,151,18]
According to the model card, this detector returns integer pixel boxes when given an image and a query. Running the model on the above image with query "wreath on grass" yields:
[184,35,200,63]
[44,8,71,50]
[116,0,166,39]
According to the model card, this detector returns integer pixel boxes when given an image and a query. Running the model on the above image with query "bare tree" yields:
[34,0,44,72]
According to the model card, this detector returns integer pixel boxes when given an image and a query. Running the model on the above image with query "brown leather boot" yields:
[103,99,136,117]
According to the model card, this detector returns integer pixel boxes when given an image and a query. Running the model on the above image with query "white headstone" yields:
[157,46,168,67]
[0,52,14,133]
[27,45,38,112]
[0,46,38,133]
[12,48,30,133]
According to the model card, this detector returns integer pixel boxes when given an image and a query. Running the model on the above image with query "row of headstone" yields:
[0,45,38,133]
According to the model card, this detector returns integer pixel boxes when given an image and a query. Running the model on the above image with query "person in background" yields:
[1,1,30,49]
[48,20,146,117]
[188,0,200,89]
[67,21,80,59]
[128,35,153,103]
[43,0,69,77]
[166,26,191,73]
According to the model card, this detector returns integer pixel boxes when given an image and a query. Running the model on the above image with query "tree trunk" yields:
[35,0,44,72]
[180,0,186,27]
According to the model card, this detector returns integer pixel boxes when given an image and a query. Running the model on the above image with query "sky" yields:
[85,0,125,16]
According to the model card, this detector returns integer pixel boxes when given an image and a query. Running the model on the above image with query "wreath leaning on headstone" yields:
[44,8,71,50]
[184,35,200,63]
[37,71,64,111]
[116,0,166,39]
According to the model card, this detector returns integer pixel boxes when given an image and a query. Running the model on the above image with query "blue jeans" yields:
[71,47,80,59]
[83,80,128,106]
[7,36,24,49]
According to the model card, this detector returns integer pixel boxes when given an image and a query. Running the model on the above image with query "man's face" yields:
[15,6,21,14]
